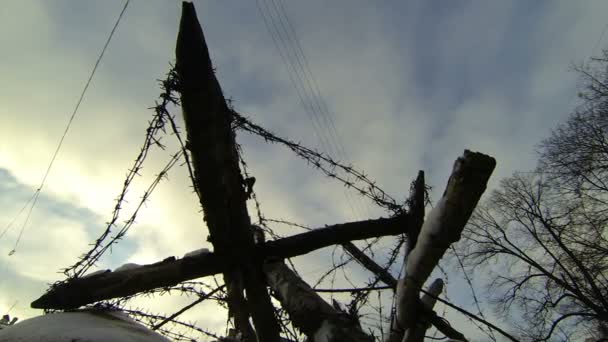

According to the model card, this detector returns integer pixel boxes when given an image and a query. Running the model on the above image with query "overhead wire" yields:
[254,0,364,223]
[3,0,131,255]
[254,3,401,336]
[255,0,373,220]
[271,0,372,219]
[254,0,333,155]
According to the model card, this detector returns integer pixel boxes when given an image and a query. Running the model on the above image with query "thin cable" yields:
[270,0,370,220]
[0,192,36,241]
[257,0,373,220]
[256,0,367,221]
[9,0,130,254]
[254,0,332,153]
[40,0,131,192]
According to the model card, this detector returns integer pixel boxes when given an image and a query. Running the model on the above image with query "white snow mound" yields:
[0,310,170,342]
[114,263,141,272]
[183,248,210,258]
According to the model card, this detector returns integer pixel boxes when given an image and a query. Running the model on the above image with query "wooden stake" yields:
[176,3,279,341]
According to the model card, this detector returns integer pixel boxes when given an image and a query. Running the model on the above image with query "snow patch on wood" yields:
[183,248,210,258]
[82,269,110,278]
[114,263,141,272]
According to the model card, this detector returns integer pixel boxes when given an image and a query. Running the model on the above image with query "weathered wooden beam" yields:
[402,279,443,342]
[264,260,374,342]
[31,255,222,310]
[32,216,407,310]
[263,214,408,258]
[333,157,491,342]
[176,3,279,341]
[342,242,397,286]
[339,240,466,341]
[406,170,426,252]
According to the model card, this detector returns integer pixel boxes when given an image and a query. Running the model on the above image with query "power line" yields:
[255,0,373,220]
[271,0,373,219]
[254,0,333,154]
[0,193,36,242]
[5,0,131,255]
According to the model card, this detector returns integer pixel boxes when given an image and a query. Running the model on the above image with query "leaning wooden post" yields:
[394,150,495,340]
[31,213,412,309]
[402,278,444,342]
[176,2,280,342]
[264,260,374,342]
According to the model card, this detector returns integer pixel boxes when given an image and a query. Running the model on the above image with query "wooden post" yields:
[175,3,279,341]
[394,150,495,340]
[32,215,410,310]
[264,260,374,342]
[402,278,444,342]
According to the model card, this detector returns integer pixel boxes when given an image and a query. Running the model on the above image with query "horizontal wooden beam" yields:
[264,260,373,341]
[31,255,223,310]
[262,214,408,258]
[339,239,467,341]
[396,150,495,335]
[32,214,408,310]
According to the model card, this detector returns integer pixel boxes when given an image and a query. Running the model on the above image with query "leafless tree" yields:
[462,50,608,341]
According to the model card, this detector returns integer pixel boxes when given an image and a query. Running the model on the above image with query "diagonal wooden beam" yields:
[263,214,408,258]
[176,3,278,341]
[395,150,495,336]
[264,260,374,342]
[31,255,221,310]
[338,240,467,341]
[32,215,407,310]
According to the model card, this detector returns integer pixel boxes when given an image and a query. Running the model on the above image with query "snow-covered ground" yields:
[0,309,170,342]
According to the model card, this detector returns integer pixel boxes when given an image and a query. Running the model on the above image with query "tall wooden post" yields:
[175,3,280,342]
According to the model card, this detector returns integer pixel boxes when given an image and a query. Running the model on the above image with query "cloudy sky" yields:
[1,0,607,340]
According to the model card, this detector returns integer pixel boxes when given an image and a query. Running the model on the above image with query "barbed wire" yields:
[231,110,403,215]
[118,305,223,341]
[107,281,226,309]
[57,68,181,280]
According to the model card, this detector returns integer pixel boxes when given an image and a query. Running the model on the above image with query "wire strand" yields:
[7,0,130,254]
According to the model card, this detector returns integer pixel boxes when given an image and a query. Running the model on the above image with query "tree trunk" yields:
[264,260,374,342]
[176,3,279,341]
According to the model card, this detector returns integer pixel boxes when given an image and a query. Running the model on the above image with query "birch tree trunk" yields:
[176,3,280,341]
[393,150,495,341]
[264,260,374,342]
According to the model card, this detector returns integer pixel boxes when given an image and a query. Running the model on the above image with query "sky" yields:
[1,0,607,340]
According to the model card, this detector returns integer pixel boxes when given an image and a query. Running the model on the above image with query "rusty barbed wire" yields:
[231,110,404,215]
[118,305,223,341]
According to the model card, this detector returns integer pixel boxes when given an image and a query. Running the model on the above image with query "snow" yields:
[405,196,447,282]
[183,248,210,258]
[0,309,170,342]
[82,269,110,278]
[114,263,141,272]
